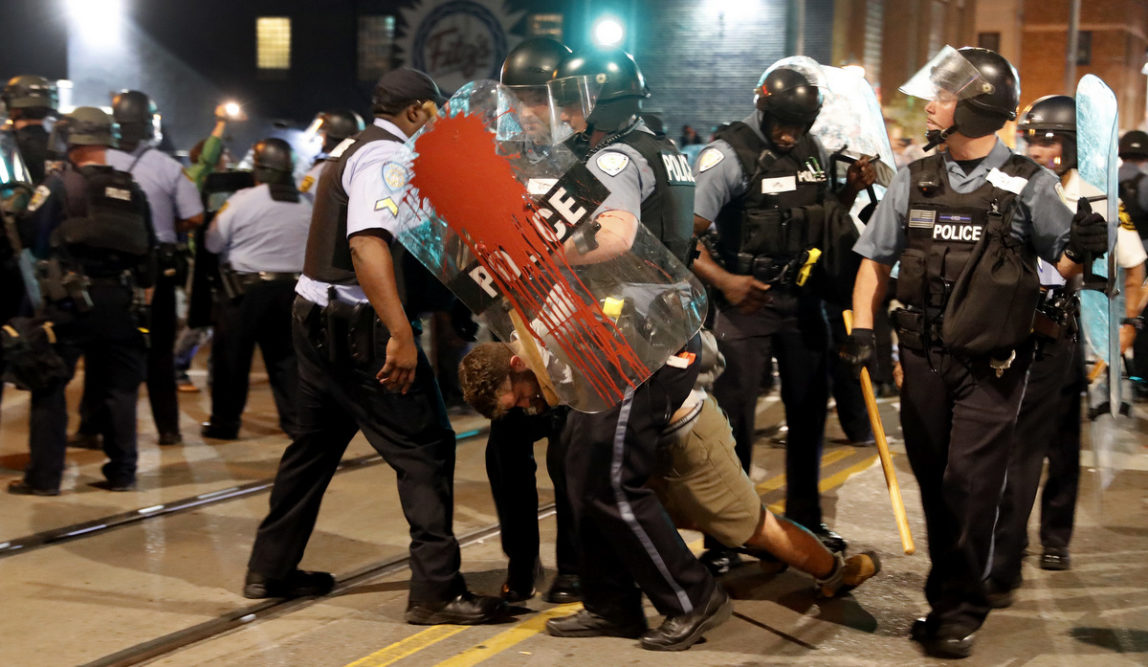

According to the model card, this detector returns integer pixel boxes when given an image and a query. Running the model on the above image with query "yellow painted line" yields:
[434,604,582,667]
[345,625,470,667]
[767,454,881,514]
[754,447,854,493]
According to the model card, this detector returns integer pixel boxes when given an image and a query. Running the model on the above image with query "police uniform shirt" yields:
[298,160,325,204]
[584,121,658,219]
[295,117,413,307]
[692,111,830,226]
[204,183,312,273]
[854,139,1072,266]
[106,146,203,244]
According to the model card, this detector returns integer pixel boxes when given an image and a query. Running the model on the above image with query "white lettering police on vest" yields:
[932,223,983,242]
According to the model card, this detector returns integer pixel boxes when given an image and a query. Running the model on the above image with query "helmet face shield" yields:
[0,132,32,189]
[548,74,603,144]
[504,84,552,143]
[899,45,989,102]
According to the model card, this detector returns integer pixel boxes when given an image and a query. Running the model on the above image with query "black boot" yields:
[639,585,733,651]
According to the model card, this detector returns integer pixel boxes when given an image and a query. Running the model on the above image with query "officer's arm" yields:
[563,209,637,265]
[851,259,891,329]
[349,231,418,394]
[1122,261,1146,353]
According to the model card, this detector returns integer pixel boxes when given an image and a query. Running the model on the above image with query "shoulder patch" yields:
[216,201,230,216]
[1119,201,1136,231]
[382,162,408,191]
[26,184,51,213]
[697,147,725,173]
[595,152,630,177]
[300,175,315,193]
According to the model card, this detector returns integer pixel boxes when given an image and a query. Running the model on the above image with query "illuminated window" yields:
[359,15,396,81]
[529,13,563,39]
[257,17,291,70]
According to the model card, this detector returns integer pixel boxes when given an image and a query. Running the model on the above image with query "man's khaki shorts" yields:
[649,395,764,547]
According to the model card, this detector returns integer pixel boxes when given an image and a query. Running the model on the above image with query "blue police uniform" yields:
[201,183,311,438]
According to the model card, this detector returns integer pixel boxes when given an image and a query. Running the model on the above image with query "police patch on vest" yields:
[383,162,408,191]
[932,217,982,243]
[660,152,695,183]
[26,184,50,213]
[908,209,936,229]
[105,186,132,201]
[300,175,315,193]
[761,176,796,194]
[986,168,1029,195]
[595,152,630,176]
[697,147,724,173]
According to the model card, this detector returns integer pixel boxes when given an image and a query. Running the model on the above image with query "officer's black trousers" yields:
[899,342,1034,636]
[485,408,579,585]
[562,336,716,619]
[26,287,146,490]
[145,273,180,435]
[712,321,830,529]
[992,333,1082,587]
[247,298,465,603]
[209,282,299,436]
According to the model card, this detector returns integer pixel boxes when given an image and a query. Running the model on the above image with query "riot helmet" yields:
[252,137,294,185]
[900,45,1019,149]
[755,57,824,127]
[318,109,364,152]
[1017,95,1076,175]
[59,107,116,148]
[1119,130,1148,160]
[112,90,161,149]
[500,38,572,145]
[2,75,57,117]
[548,48,648,143]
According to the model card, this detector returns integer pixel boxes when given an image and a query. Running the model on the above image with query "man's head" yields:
[1017,95,1075,175]
[459,342,547,419]
[251,137,294,185]
[548,47,648,144]
[2,75,57,121]
[372,68,447,136]
[112,89,160,151]
[1119,130,1148,164]
[500,37,572,142]
[754,57,824,152]
[318,109,365,153]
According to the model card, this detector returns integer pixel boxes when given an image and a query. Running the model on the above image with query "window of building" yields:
[257,17,291,70]
[978,32,1000,53]
[359,15,396,81]
[529,13,563,39]
[1076,31,1092,66]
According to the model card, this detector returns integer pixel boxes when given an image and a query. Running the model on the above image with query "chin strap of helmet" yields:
[923,126,958,152]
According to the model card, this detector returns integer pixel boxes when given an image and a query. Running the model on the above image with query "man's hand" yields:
[378,333,417,394]
[720,274,771,313]
[1065,206,1108,262]
[845,155,877,195]
[840,327,876,379]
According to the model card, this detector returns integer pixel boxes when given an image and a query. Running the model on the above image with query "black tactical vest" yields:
[15,124,49,184]
[608,129,696,264]
[896,152,1042,312]
[1119,172,1148,240]
[54,164,152,277]
[711,121,827,269]
[303,123,404,285]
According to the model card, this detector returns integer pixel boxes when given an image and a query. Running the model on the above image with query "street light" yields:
[593,17,625,48]
[65,0,125,44]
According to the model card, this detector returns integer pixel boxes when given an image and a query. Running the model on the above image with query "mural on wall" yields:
[398,0,524,93]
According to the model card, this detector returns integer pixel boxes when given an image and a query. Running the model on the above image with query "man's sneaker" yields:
[639,585,733,651]
[546,608,647,638]
[405,591,507,625]
[810,523,848,553]
[818,551,881,597]
[243,569,335,599]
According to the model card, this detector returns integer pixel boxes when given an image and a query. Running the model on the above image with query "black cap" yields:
[372,68,447,109]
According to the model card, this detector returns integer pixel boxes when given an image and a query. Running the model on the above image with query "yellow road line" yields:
[767,454,881,514]
[755,447,855,493]
[434,604,582,667]
[344,625,469,667]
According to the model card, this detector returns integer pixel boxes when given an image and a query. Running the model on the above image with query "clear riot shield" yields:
[0,130,41,308]
[1075,74,1129,488]
[393,80,708,413]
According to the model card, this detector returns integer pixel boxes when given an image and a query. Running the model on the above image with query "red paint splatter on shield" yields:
[407,112,647,404]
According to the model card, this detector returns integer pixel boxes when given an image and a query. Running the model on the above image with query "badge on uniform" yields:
[760,176,796,194]
[382,162,408,191]
[595,152,630,177]
[696,148,724,173]
[26,184,50,213]
[300,175,315,193]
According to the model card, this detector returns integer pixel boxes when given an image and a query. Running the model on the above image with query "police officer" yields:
[543,48,731,651]
[244,68,505,625]
[2,75,57,185]
[988,96,1147,601]
[843,47,1107,658]
[690,57,870,567]
[1117,130,1148,397]
[200,138,310,440]
[298,109,364,202]
[7,107,155,496]
[481,36,582,604]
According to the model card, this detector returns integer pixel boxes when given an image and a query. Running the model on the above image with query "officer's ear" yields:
[508,355,528,373]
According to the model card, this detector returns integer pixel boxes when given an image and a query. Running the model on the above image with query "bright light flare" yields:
[593,18,625,47]
[224,102,241,119]
[66,0,125,44]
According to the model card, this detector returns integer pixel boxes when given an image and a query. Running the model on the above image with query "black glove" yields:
[1065,206,1108,263]
[840,328,876,380]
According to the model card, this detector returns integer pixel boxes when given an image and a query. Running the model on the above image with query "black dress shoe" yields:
[545,608,647,638]
[699,547,743,576]
[545,573,582,603]
[90,479,138,492]
[244,569,335,599]
[68,432,102,449]
[640,585,733,651]
[1040,548,1071,571]
[157,431,184,446]
[405,591,507,625]
[910,617,975,659]
[810,524,848,553]
[200,422,238,440]
[7,480,60,496]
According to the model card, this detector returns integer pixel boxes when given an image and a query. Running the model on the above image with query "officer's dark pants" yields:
[247,297,466,603]
[992,333,1083,587]
[145,272,180,435]
[209,281,299,437]
[485,407,579,584]
[562,336,716,619]
[26,286,146,490]
[825,302,874,442]
[899,341,1034,636]
[711,312,831,529]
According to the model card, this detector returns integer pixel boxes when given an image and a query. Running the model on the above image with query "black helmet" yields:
[112,90,159,148]
[1119,130,1148,160]
[755,60,823,127]
[252,137,294,185]
[1018,95,1076,174]
[62,107,115,147]
[319,109,364,142]
[550,48,648,135]
[953,47,1019,138]
[501,37,572,87]
[2,75,57,111]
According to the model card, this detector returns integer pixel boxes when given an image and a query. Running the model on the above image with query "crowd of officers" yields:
[1,34,1145,661]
